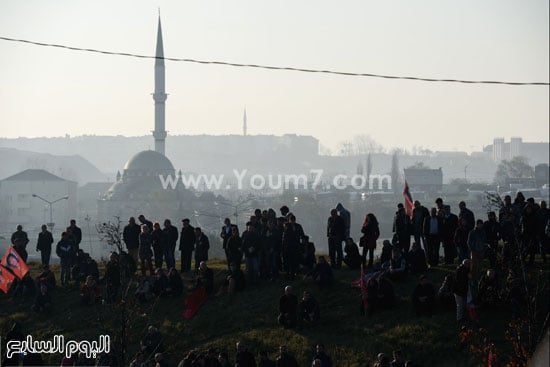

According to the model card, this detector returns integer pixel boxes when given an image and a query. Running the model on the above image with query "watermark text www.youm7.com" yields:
[158,169,392,191]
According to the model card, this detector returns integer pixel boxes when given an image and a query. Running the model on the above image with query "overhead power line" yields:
[1,36,548,86]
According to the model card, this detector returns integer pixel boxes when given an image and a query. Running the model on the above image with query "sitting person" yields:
[31,284,51,313]
[276,345,299,367]
[135,277,153,303]
[377,277,395,308]
[477,269,501,309]
[411,275,435,317]
[13,273,35,301]
[218,262,246,295]
[361,277,378,316]
[390,350,406,367]
[167,268,183,296]
[387,248,407,280]
[312,344,332,367]
[278,285,298,329]
[378,240,393,269]
[304,256,334,288]
[140,325,163,356]
[374,353,390,367]
[194,261,214,293]
[407,242,428,274]
[79,254,100,282]
[80,275,101,305]
[437,275,456,310]
[299,235,316,272]
[152,268,169,297]
[343,238,362,270]
[299,291,320,324]
[35,264,56,291]
[103,253,121,304]
[71,249,88,283]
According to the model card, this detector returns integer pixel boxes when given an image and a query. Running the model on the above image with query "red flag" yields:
[1,246,29,279]
[0,264,16,293]
[402,180,414,218]
[181,286,208,318]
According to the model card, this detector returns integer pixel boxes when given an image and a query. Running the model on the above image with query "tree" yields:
[353,134,384,154]
[338,140,355,156]
[494,156,534,184]
[356,160,364,176]
[366,153,373,184]
[390,151,400,192]
[96,216,123,253]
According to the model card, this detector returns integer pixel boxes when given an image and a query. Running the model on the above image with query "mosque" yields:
[97,17,212,222]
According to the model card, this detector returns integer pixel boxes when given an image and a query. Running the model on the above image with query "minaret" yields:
[153,15,167,155]
[243,109,247,136]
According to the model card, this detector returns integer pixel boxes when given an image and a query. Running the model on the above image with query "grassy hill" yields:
[1,258,548,366]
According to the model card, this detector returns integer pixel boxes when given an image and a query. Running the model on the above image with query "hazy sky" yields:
[0,0,548,153]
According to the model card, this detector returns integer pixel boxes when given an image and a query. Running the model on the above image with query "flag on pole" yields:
[1,246,29,279]
[0,264,15,294]
[402,180,414,218]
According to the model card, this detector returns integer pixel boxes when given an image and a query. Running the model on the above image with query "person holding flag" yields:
[402,180,414,218]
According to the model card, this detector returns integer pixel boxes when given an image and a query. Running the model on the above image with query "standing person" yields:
[336,203,351,238]
[221,218,233,270]
[412,201,430,250]
[162,219,179,270]
[312,344,332,367]
[442,205,458,265]
[282,222,299,279]
[468,220,487,278]
[179,218,195,273]
[266,219,282,279]
[242,222,261,286]
[66,219,82,252]
[138,214,153,233]
[453,259,472,325]
[36,224,54,266]
[56,232,76,286]
[393,204,411,253]
[459,201,476,233]
[327,209,345,269]
[360,213,380,268]
[139,225,154,277]
[423,208,442,267]
[11,224,29,246]
[226,226,243,269]
[151,222,163,269]
[194,227,210,271]
[454,218,471,264]
[123,217,141,264]
[483,211,500,269]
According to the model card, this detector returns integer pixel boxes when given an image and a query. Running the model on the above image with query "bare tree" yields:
[96,216,123,253]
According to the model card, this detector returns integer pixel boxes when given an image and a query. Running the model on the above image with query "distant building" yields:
[484,137,549,164]
[0,169,77,231]
[535,164,550,187]
[493,137,505,161]
[403,168,443,193]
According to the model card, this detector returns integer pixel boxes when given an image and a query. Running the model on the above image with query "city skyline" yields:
[0,0,548,154]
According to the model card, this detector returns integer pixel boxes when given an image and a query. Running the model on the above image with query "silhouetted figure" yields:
[36,224,53,266]
[179,218,195,272]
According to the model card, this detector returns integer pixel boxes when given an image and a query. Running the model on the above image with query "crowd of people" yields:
[1,191,548,366]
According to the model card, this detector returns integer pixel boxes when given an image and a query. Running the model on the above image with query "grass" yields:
[1,257,548,366]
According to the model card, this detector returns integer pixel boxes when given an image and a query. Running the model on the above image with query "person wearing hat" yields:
[411,274,436,317]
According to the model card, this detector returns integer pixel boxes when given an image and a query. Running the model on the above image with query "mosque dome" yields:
[123,150,174,173]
